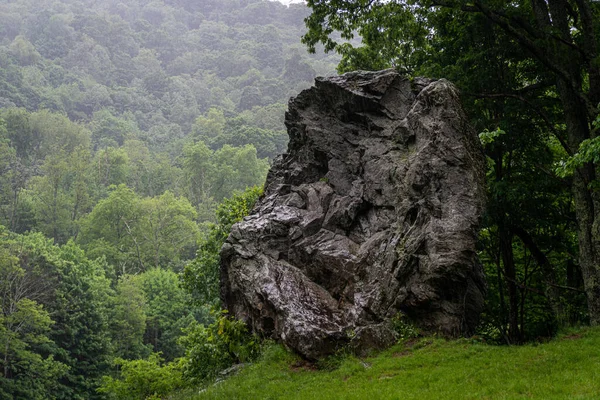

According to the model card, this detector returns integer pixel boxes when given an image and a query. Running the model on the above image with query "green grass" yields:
[173,327,600,400]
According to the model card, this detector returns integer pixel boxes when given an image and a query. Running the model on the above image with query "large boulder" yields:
[220,69,486,360]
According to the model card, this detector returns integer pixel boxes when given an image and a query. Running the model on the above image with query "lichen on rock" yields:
[220,69,487,360]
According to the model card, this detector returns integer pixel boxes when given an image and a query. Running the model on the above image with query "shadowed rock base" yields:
[220,69,486,360]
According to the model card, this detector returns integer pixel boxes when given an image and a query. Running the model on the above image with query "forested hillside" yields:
[0,0,340,239]
[0,0,339,398]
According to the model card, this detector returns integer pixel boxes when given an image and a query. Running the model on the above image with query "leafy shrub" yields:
[97,353,183,400]
[179,311,260,383]
[391,313,420,341]
[181,186,262,308]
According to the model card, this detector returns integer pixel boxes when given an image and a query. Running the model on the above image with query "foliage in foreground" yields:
[98,313,260,399]
[98,354,184,400]
[178,327,600,400]
[182,186,263,308]
[0,185,261,399]
[98,186,263,399]
[179,312,261,384]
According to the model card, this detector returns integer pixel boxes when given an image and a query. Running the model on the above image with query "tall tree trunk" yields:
[572,163,600,324]
[500,225,521,343]
[555,79,600,324]
[532,0,600,325]
[496,251,509,343]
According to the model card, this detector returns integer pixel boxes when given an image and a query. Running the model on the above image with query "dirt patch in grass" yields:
[290,360,318,372]
[393,350,412,358]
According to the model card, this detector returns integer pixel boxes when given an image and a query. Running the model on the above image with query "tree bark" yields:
[573,167,600,324]
[500,225,521,343]
[544,0,600,324]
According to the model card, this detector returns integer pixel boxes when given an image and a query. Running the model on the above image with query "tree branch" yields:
[544,281,585,293]
[432,0,595,115]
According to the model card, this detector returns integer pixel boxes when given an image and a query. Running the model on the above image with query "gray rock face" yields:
[220,70,486,360]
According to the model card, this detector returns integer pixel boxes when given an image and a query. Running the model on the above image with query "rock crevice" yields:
[220,69,486,360]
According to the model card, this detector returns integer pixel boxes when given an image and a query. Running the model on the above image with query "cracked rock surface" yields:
[220,69,486,360]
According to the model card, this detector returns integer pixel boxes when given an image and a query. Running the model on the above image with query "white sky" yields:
[271,0,305,5]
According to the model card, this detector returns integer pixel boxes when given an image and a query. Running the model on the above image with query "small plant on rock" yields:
[391,313,420,341]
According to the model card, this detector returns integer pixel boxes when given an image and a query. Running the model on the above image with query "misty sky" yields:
[272,0,305,5]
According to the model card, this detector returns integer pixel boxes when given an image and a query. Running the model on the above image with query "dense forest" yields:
[0,0,339,398]
[2,0,600,398]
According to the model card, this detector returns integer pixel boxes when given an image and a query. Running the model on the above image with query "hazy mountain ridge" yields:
[0,0,338,142]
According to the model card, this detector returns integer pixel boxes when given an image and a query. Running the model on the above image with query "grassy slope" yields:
[177,327,600,400]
